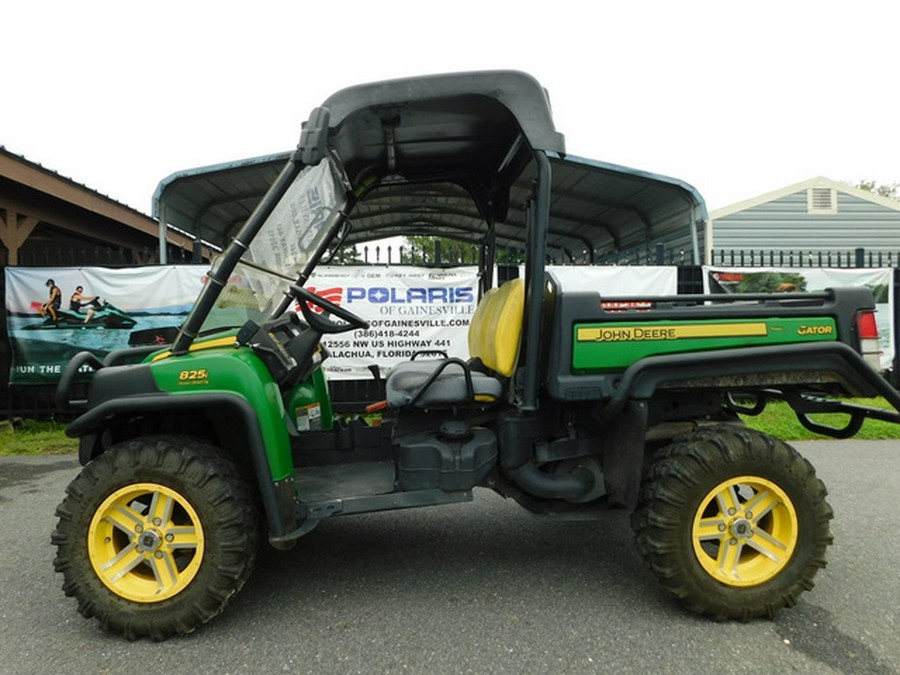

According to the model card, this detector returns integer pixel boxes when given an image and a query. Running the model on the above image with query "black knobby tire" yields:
[52,435,259,640]
[631,425,833,620]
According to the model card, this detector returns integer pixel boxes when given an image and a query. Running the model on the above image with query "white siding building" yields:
[707,177,900,265]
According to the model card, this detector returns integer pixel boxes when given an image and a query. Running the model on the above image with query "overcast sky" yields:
[5,1,898,218]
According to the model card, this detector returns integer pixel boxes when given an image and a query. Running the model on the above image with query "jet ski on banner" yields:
[24,299,137,330]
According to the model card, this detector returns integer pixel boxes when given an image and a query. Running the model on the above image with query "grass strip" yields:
[741,397,900,440]
[0,420,78,456]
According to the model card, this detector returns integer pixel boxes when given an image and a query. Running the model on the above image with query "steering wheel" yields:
[290,284,370,334]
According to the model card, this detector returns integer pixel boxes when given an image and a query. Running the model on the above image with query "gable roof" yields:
[0,145,201,252]
[710,176,900,221]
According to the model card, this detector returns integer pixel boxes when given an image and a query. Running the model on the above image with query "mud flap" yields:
[602,399,648,509]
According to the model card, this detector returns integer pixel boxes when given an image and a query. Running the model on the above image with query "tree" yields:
[402,236,480,265]
[402,235,526,265]
[330,243,364,264]
[856,180,899,201]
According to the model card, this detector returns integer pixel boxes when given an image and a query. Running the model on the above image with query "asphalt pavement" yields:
[1,440,898,674]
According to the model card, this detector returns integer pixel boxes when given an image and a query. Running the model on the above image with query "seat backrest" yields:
[467,278,525,378]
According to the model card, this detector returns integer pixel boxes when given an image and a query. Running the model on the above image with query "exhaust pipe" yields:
[506,461,594,500]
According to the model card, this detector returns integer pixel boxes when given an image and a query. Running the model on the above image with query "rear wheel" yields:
[53,435,259,639]
[632,425,833,620]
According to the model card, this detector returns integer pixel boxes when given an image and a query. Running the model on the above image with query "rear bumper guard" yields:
[730,389,900,439]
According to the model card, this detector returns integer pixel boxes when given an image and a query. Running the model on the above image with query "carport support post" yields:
[690,206,701,265]
[192,225,203,263]
[157,202,168,265]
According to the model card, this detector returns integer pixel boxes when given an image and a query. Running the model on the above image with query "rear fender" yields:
[595,342,900,509]
[600,342,900,425]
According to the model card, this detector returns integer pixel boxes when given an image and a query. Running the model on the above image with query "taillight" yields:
[856,310,882,371]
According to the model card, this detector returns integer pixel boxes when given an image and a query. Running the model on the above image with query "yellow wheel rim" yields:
[88,482,205,603]
[692,475,798,587]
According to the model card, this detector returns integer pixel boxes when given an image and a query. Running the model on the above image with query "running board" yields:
[269,489,473,546]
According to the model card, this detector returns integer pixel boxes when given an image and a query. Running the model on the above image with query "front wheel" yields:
[632,425,833,620]
[52,435,259,639]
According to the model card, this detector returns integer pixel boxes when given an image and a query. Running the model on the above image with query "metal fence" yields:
[710,247,900,269]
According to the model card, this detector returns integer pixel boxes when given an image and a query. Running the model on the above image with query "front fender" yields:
[67,347,298,541]
[67,391,295,540]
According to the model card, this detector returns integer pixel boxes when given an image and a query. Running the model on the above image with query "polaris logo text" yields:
[346,287,474,304]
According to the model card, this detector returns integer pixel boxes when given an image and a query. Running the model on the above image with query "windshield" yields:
[198,157,349,334]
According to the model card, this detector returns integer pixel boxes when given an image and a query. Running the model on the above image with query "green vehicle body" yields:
[148,338,334,482]
[52,70,900,639]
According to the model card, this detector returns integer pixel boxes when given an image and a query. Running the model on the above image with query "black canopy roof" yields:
[154,71,705,262]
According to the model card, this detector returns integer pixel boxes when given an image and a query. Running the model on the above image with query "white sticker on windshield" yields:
[248,159,338,276]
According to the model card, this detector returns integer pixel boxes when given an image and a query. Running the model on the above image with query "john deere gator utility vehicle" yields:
[53,71,900,639]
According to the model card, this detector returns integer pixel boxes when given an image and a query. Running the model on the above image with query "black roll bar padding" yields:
[56,351,105,412]
[407,357,476,408]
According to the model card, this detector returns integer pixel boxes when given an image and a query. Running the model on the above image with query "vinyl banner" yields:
[6,264,682,384]
[5,264,482,384]
[312,265,479,380]
[704,266,894,371]
[547,265,678,296]
[5,266,206,384]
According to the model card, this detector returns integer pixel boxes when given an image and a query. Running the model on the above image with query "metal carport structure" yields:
[153,71,706,267]
[153,151,706,267]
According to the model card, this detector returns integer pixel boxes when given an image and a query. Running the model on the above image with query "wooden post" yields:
[0,207,39,265]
